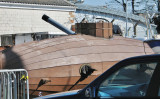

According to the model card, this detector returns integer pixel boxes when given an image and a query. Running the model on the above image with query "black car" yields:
[35,54,160,99]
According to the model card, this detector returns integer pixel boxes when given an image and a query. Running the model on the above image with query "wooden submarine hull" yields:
[0,34,154,96]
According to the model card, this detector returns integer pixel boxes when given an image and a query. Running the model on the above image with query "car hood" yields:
[34,90,80,99]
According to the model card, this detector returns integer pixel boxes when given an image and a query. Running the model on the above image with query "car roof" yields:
[118,54,160,64]
[81,54,160,92]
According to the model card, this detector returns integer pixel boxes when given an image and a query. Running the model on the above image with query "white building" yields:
[75,4,157,41]
[0,0,76,46]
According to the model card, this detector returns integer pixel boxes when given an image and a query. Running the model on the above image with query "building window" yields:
[1,35,14,46]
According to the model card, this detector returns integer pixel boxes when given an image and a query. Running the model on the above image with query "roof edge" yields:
[0,2,76,12]
[0,0,75,7]
[76,4,145,23]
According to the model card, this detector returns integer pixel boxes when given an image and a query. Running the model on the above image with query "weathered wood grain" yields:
[0,34,154,93]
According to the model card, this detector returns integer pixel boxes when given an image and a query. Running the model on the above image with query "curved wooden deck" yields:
[0,34,154,96]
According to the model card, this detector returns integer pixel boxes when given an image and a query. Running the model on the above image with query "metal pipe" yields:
[42,14,76,35]
[12,72,17,99]
[0,73,2,99]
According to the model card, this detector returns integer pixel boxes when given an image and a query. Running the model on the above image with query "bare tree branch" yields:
[122,0,126,12]
[114,0,123,6]
[113,0,135,13]
[132,0,135,13]
[114,0,126,12]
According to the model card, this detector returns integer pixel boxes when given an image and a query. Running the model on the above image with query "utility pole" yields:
[125,0,128,37]
[158,0,160,12]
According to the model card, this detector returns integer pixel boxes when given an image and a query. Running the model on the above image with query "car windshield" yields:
[98,62,157,97]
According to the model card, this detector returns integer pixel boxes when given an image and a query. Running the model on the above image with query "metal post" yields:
[0,73,1,99]
[20,72,23,98]
[0,69,29,99]
[23,81,25,99]
[3,72,6,99]
[6,72,10,99]
[25,71,29,99]
[12,72,17,99]
[9,72,12,99]
[125,0,128,37]
[18,73,19,99]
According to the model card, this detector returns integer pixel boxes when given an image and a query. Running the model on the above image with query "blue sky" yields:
[82,0,158,13]
[83,0,112,6]
[82,0,124,11]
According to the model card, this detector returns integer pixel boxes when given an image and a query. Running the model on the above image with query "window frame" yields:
[97,62,158,98]
[88,55,160,98]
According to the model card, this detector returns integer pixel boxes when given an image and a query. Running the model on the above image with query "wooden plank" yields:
[96,23,103,29]
[108,23,113,28]
[3,43,153,70]
[4,50,151,70]
[103,22,108,29]
[22,45,149,66]
[87,23,103,29]
[100,53,146,62]
[10,35,149,54]
[102,61,118,72]
[29,75,99,85]
[22,41,89,60]
[5,36,87,61]
[27,62,103,77]
[103,29,109,39]
[1,35,154,70]
[25,54,113,70]
[29,84,86,92]
[96,29,103,37]
[12,35,84,54]
[108,28,113,37]
[21,39,149,61]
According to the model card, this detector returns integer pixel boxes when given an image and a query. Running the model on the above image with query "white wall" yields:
[0,3,75,46]
[0,7,74,35]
